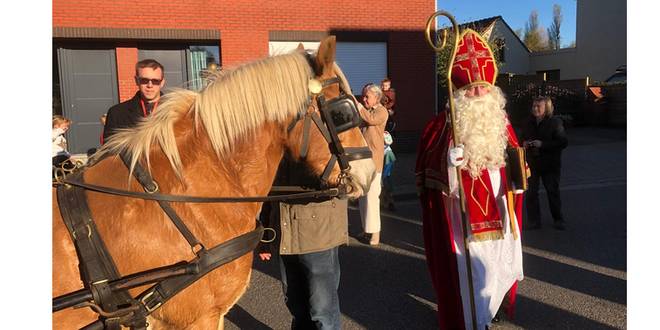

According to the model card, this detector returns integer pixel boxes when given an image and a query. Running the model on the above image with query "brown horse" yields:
[53,36,375,329]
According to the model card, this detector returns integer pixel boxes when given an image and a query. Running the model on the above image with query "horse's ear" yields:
[316,36,336,75]
[296,43,305,51]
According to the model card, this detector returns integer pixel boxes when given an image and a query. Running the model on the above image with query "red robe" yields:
[416,111,524,329]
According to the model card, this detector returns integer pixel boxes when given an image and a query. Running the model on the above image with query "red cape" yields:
[415,112,523,329]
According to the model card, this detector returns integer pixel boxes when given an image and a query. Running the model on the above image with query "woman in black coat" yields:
[522,96,568,230]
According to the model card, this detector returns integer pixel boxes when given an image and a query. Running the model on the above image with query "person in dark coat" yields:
[102,59,165,142]
[522,96,569,230]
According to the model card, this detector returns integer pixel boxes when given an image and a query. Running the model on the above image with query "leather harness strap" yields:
[55,160,267,329]
[128,223,263,325]
[120,153,205,254]
[60,177,343,203]
[57,172,137,330]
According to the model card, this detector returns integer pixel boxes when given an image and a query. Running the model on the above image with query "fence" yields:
[436,72,625,130]
[497,74,589,127]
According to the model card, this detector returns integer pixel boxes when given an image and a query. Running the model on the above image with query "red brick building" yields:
[53,0,436,153]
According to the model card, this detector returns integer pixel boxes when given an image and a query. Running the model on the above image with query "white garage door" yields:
[269,41,320,56]
[268,41,387,95]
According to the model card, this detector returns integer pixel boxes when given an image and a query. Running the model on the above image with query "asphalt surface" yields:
[225,126,627,330]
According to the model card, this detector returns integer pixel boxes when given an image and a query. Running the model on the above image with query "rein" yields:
[58,177,344,203]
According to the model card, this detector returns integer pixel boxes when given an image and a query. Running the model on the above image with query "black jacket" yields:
[103,91,159,142]
[521,115,568,173]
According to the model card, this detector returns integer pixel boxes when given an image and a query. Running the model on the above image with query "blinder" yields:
[322,94,362,133]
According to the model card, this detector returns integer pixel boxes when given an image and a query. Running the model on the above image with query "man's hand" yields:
[258,252,272,261]
[449,145,465,167]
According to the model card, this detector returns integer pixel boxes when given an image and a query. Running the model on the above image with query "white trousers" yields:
[359,172,382,234]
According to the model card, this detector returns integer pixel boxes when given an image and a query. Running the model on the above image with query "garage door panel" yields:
[73,124,104,150]
[70,50,116,74]
[73,98,117,122]
[269,41,320,56]
[268,41,387,96]
[335,42,387,95]
[58,48,118,154]
[72,74,115,99]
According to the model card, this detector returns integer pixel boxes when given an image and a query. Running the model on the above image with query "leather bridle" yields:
[289,69,372,190]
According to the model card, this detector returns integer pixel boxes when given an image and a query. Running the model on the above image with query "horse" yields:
[52,36,375,329]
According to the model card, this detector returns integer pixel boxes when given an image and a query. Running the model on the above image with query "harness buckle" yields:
[140,291,163,313]
[192,243,206,256]
[144,181,159,194]
[72,224,92,240]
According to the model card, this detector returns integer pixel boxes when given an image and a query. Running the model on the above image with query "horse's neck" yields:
[211,122,286,198]
[170,121,285,246]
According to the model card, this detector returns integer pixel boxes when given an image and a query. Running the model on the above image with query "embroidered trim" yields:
[470,220,503,231]
[470,176,491,216]
[469,230,504,242]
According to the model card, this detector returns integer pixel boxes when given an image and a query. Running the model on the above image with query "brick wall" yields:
[53,0,436,131]
[115,47,138,102]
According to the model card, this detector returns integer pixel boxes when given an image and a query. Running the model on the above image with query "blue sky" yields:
[437,0,577,48]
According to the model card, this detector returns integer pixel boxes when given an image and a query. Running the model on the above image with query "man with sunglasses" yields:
[102,59,165,142]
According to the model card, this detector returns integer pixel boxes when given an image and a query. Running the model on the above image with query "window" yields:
[188,45,220,90]
[494,38,506,63]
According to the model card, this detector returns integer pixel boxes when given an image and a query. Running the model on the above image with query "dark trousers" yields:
[526,170,565,225]
[279,247,341,330]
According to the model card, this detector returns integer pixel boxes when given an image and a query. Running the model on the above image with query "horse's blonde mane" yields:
[99,52,313,178]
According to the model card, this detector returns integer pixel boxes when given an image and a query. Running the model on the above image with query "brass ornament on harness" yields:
[308,78,323,95]
[53,158,84,184]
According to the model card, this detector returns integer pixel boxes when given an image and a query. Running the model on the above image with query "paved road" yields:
[226,127,627,329]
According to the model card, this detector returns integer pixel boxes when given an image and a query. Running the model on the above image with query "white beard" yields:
[453,87,509,178]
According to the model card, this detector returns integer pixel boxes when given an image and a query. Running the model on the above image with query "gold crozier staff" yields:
[424,11,478,330]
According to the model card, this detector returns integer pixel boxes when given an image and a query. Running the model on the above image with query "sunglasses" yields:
[137,77,163,85]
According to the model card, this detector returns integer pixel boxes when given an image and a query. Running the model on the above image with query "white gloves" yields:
[448,145,465,167]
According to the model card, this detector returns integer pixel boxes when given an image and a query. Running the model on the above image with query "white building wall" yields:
[490,20,530,75]
[528,0,626,82]
[529,48,579,79]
